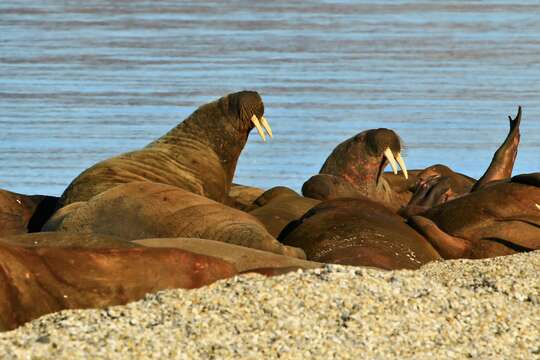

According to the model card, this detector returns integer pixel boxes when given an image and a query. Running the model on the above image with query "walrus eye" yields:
[383,148,408,179]
[250,115,273,142]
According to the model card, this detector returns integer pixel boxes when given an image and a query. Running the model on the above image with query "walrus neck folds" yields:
[150,97,254,186]
[319,135,388,199]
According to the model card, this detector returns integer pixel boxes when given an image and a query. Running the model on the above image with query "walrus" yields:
[409,173,540,259]
[0,189,58,236]
[401,106,522,217]
[279,197,441,270]
[133,238,321,273]
[248,186,320,237]
[302,128,409,211]
[228,183,265,210]
[0,232,319,274]
[45,181,305,259]
[0,241,236,331]
[58,90,273,207]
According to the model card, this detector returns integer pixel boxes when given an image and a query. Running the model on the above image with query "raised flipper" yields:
[472,106,522,191]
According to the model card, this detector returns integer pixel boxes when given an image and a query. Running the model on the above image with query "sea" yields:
[1,0,539,196]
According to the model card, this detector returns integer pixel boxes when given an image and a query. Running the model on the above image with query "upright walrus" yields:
[59,91,273,207]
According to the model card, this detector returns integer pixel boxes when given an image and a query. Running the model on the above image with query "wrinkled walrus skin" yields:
[279,197,441,270]
[0,243,236,331]
[45,182,305,259]
[248,186,320,238]
[302,128,409,211]
[0,189,58,236]
[133,238,321,273]
[59,91,267,207]
[409,173,540,259]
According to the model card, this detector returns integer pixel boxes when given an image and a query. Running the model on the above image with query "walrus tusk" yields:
[251,115,266,142]
[396,152,409,179]
[383,148,399,175]
[536,203,540,210]
[260,116,273,138]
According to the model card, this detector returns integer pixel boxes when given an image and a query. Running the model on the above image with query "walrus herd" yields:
[1,91,538,331]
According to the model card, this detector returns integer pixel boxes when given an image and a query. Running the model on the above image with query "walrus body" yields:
[302,129,409,211]
[401,107,521,217]
[0,189,58,236]
[228,183,265,210]
[0,242,236,331]
[46,182,305,259]
[133,238,321,273]
[410,173,540,259]
[248,186,320,237]
[59,91,271,207]
[279,197,441,270]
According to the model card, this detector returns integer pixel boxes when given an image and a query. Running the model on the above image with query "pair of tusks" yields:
[251,115,273,142]
[383,147,408,179]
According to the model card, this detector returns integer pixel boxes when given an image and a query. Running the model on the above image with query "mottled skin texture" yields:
[46,182,305,259]
[0,232,133,249]
[133,238,320,273]
[302,129,408,212]
[248,187,320,237]
[409,173,540,259]
[0,190,58,236]
[279,197,441,270]
[385,166,475,212]
[402,107,521,216]
[228,183,265,211]
[0,242,236,331]
[59,91,265,207]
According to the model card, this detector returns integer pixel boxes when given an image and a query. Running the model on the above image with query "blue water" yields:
[1,1,539,196]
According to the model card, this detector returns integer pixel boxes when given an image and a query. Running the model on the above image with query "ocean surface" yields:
[1,0,539,196]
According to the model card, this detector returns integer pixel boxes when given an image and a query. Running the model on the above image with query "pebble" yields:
[0,251,539,359]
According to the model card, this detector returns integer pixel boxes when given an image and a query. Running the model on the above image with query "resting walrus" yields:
[46,182,305,259]
[58,90,272,207]
[302,128,409,211]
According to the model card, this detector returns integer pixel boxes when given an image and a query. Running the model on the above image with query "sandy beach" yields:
[1,251,538,359]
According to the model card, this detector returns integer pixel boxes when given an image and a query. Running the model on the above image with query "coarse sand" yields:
[1,251,539,359]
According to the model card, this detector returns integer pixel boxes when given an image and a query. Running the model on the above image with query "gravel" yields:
[1,251,539,359]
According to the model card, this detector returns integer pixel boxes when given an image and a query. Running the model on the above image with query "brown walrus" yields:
[0,241,236,331]
[409,173,540,259]
[45,181,305,259]
[279,197,441,270]
[302,128,409,211]
[228,183,265,210]
[133,238,320,273]
[0,189,58,236]
[401,106,522,217]
[0,232,319,274]
[248,186,320,237]
[58,91,273,207]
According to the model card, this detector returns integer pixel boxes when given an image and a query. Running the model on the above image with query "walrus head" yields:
[363,128,408,182]
[302,128,408,206]
[224,91,272,142]
[320,128,408,188]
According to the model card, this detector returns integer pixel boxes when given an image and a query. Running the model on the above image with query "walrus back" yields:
[59,142,227,206]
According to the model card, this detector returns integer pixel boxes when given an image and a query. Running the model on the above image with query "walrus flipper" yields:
[409,215,471,259]
[472,106,522,191]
